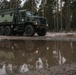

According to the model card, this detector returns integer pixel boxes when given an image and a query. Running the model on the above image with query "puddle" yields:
[0,39,76,74]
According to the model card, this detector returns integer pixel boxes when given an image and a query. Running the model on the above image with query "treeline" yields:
[0,0,76,32]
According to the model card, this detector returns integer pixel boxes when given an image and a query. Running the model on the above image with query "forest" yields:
[0,0,76,32]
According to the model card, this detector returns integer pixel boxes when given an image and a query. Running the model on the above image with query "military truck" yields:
[0,9,48,36]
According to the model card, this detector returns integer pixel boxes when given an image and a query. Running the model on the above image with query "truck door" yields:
[19,11,26,23]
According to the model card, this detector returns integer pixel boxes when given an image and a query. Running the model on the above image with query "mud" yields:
[0,32,76,75]
[14,63,76,75]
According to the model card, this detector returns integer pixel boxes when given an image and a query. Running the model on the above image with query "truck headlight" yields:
[35,22,38,25]
[46,24,49,27]
[33,21,38,25]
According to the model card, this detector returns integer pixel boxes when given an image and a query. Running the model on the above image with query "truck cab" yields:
[19,10,48,36]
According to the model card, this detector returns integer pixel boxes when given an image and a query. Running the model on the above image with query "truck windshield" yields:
[26,11,32,16]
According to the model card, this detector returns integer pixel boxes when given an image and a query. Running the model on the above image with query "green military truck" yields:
[0,9,48,36]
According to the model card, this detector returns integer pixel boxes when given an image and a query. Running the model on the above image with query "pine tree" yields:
[71,1,76,30]
[44,0,54,31]
[23,0,40,12]
[0,0,21,9]
[0,0,9,9]
[23,0,35,12]
[63,0,72,31]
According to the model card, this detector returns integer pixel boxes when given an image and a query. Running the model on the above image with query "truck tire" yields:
[25,40,35,52]
[25,25,35,36]
[0,26,4,35]
[37,29,46,36]
[5,40,11,48]
[5,26,11,36]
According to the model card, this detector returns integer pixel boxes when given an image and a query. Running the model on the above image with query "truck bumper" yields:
[36,25,48,30]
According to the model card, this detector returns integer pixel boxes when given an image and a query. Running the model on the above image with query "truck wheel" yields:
[5,26,11,36]
[37,29,46,36]
[5,40,11,48]
[0,26,4,35]
[25,25,35,36]
[25,40,35,52]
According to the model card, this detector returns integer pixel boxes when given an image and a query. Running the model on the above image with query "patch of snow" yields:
[0,64,6,75]
[46,32,76,37]
[2,64,6,75]
[36,58,43,69]
[19,63,29,73]
[6,63,13,74]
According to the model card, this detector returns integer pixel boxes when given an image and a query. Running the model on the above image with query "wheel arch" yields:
[24,22,35,36]
[24,22,35,28]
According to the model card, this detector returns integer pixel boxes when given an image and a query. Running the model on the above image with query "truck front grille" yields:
[40,18,47,25]
[34,17,47,25]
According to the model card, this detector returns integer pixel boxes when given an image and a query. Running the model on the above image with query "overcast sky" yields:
[20,0,26,7]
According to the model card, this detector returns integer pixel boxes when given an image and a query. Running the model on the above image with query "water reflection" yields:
[0,40,76,74]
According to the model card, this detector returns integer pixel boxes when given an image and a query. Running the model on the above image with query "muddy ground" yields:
[14,63,76,75]
[1,32,76,75]
[13,32,76,75]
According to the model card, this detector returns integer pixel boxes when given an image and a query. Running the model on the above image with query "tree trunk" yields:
[65,0,71,32]
[60,0,63,31]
